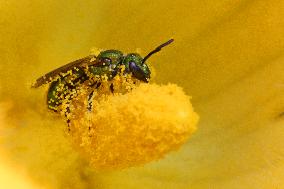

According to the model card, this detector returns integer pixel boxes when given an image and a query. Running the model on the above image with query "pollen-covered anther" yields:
[68,83,199,170]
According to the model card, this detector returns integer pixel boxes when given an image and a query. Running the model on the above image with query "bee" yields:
[32,39,174,128]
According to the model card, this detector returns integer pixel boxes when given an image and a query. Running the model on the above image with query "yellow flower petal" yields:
[0,0,284,189]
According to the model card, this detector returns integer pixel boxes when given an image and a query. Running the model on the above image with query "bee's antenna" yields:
[142,39,174,64]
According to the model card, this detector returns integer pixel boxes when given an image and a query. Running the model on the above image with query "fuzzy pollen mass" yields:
[68,82,199,170]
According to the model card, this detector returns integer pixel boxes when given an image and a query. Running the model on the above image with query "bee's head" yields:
[122,39,174,83]
[122,53,151,82]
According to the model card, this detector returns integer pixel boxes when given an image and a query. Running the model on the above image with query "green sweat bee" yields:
[32,39,174,128]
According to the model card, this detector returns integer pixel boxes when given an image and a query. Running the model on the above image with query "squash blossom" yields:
[1,0,284,189]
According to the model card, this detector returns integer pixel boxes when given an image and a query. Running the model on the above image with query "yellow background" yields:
[0,0,284,188]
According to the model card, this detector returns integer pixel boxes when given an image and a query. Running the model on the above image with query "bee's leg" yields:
[110,83,114,93]
[64,100,72,132]
[86,90,95,132]
[87,91,94,112]
[87,81,101,111]
[63,69,88,132]
[86,82,101,132]
[63,87,80,132]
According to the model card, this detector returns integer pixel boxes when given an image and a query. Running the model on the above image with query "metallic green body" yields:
[46,50,142,111]
[43,39,174,111]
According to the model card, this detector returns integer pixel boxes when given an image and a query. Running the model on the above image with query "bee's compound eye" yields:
[129,61,138,71]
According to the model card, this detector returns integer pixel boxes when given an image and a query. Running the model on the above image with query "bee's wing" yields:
[32,55,97,88]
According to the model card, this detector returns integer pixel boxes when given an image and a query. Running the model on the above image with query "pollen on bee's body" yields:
[119,65,126,73]
[90,57,96,62]
[90,47,102,56]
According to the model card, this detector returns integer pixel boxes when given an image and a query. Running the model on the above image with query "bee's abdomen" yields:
[47,68,88,111]
[47,80,64,111]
